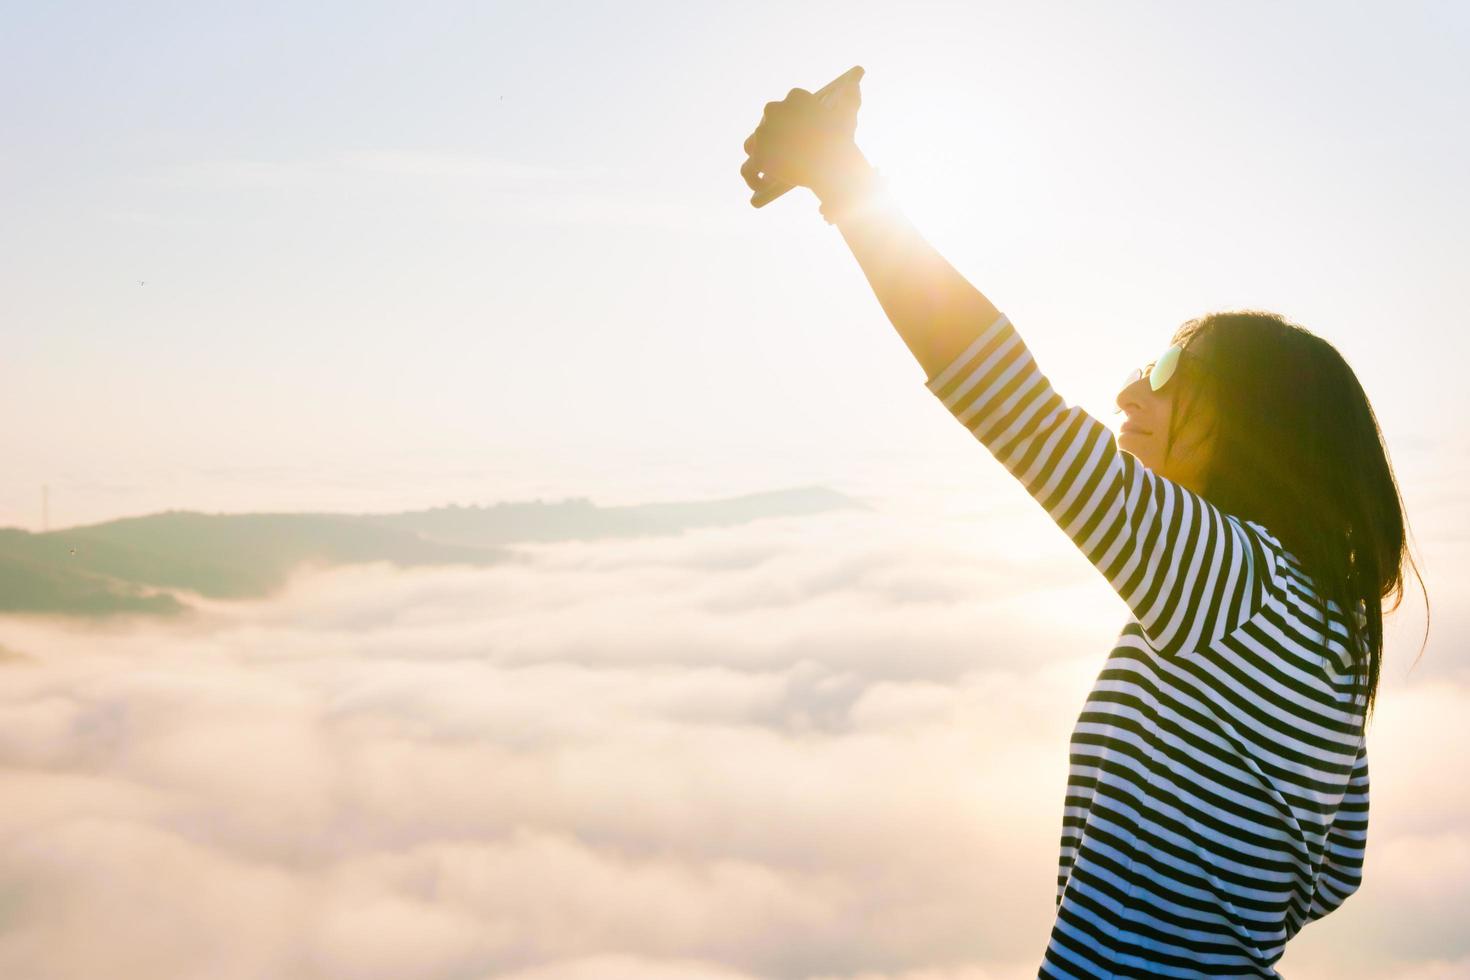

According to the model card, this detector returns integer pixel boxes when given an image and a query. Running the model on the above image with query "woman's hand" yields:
[740,81,866,202]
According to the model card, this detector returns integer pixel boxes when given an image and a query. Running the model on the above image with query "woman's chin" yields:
[1116,432,1156,468]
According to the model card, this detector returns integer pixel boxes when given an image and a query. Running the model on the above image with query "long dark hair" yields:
[1165,310,1425,728]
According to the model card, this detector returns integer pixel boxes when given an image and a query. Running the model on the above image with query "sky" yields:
[3,0,1467,528]
[1,1,1468,978]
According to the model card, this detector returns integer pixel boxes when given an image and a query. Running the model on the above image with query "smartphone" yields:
[749,65,865,208]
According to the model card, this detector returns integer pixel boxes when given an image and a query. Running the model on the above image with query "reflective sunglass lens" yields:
[1149,345,1183,391]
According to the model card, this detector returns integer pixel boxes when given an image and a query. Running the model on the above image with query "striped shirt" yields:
[923,313,1370,979]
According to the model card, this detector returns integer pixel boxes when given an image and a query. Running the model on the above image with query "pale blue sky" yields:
[3,0,1467,527]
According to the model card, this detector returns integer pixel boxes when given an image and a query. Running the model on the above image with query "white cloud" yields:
[490,953,766,980]
[1,490,1466,979]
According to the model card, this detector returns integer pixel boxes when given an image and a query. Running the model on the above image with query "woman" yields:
[740,78,1422,978]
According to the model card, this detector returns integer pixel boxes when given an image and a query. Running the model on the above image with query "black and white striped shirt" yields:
[923,312,1370,979]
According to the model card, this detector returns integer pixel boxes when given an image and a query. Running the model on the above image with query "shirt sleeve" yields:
[923,312,1274,656]
[1306,740,1370,922]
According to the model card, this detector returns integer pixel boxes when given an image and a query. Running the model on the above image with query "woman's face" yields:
[1115,346,1218,495]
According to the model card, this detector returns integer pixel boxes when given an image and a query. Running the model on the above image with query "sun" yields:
[838,74,1135,424]
[850,81,990,242]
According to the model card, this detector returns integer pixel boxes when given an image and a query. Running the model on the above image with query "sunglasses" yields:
[1114,344,1185,417]
[1123,343,1184,393]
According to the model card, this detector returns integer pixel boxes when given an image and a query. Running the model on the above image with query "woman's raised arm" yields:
[825,162,1275,656]
[742,82,1003,381]
[812,146,1005,383]
[745,88,1279,656]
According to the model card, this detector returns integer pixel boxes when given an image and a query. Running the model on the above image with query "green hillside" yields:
[0,487,863,618]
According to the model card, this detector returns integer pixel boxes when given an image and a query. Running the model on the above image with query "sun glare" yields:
[855,82,988,243]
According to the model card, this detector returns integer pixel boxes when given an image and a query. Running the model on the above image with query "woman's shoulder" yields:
[1217,513,1335,626]
[1208,508,1287,586]
[1238,521,1316,604]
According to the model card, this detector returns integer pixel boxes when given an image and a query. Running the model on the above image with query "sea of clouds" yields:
[0,446,1464,980]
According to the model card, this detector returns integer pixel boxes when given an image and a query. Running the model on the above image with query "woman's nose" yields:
[1115,377,1147,415]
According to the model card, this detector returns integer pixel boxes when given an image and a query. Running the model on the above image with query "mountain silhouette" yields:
[0,487,864,618]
